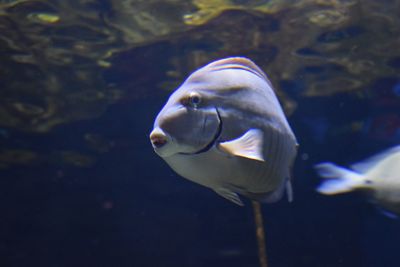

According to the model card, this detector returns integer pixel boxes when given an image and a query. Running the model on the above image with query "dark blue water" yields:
[1,73,400,267]
[1,1,400,267]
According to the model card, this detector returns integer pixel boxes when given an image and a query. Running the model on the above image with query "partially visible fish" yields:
[315,145,400,217]
[149,57,298,206]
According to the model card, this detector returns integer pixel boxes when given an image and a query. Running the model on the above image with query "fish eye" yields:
[189,92,202,107]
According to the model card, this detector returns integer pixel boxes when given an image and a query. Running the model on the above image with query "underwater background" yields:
[1,0,400,266]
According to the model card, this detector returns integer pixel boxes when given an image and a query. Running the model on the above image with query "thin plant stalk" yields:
[252,201,268,267]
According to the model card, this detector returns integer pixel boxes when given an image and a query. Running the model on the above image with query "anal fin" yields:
[375,206,398,219]
[214,188,244,206]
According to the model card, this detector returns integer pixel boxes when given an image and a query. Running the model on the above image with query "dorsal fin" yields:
[204,57,271,85]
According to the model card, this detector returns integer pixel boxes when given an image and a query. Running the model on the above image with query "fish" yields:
[149,57,298,206]
[315,145,400,217]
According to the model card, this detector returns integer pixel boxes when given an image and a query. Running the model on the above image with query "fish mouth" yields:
[150,127,173,155]
[182,107,222,155]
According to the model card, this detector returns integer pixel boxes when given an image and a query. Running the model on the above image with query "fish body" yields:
[315,145,400,216]
[150,57,298,206]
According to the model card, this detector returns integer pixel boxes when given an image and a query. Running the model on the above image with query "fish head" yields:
[150,81,221,157]
[150,57,272,158]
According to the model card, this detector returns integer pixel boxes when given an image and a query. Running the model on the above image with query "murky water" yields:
[1,1,400,266]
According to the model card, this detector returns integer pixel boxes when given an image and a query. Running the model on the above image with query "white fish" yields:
[149,57,298,206]
[315,145,400,217]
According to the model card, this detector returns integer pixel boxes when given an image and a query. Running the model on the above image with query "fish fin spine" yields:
[286,179,294,202]
[214,188,244,206]
[375,206,399,219]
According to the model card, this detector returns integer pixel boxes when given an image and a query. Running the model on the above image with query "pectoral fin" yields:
[218,129,264,162]
[214,188,244,206]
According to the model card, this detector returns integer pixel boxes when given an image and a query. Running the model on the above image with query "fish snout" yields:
[150,128,168,149]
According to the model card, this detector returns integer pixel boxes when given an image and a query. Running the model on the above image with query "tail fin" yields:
[314,162,364,195]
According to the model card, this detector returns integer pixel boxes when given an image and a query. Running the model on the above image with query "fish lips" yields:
[150,107,222,157]
[150,126,202,157]
[149,127,176,157]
